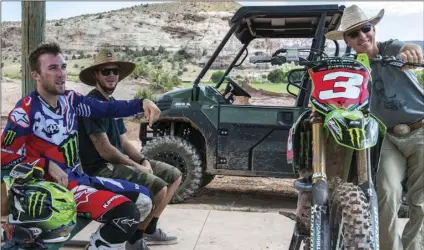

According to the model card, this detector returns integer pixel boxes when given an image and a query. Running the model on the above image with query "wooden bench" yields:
[1,183,93,250]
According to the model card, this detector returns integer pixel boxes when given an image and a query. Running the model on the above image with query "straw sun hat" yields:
[326,5,385,40]
[79,49,136,86]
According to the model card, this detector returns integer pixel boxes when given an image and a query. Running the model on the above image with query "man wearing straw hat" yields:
[326,5,424,250]
[78,49,181,250]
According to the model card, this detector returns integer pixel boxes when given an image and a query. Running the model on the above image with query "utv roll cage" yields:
[191,4,349,111]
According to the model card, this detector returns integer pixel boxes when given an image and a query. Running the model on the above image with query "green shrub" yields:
[267,68,287,83]
[415,70,424,88]
[158,45,166,54]
[134,88,155,100]
[210,70,225,83]
[132,62,150,79]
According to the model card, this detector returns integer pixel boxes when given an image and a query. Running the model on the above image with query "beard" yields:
[40,78,65,95]
[99,80,117,95]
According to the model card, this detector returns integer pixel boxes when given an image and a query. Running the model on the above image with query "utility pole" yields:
[21,1,45,97]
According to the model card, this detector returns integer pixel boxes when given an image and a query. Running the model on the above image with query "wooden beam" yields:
[21,1,46,97]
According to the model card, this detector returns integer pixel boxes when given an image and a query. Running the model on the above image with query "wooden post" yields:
[21,1,46,97]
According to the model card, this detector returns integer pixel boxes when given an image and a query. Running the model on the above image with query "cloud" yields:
[344,1,424,15]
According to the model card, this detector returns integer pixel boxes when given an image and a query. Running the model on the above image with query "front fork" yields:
[309,113,330,250]
[357,148,380,250]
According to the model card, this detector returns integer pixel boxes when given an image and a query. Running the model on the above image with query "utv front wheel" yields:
[141,136,203,203]
[329,183,377,250]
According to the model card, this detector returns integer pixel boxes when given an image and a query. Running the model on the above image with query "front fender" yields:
[324,110,386,150]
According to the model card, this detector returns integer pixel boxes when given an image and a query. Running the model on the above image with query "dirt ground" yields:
[0,78,298,212]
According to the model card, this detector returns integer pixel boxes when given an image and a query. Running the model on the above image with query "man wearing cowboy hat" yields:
[326,5,424,250]
[77,49,182,250]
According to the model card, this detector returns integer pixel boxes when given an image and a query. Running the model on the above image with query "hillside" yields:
[1,1,423,86]
[1,1,318,62]
[2,2,241,57]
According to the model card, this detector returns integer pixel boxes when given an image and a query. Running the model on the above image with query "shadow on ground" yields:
[171,175,298,213]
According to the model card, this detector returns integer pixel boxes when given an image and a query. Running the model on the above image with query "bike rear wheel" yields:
[329,182,377,250]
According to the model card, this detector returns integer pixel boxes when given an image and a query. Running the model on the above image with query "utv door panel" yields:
[217,105,300,177]
[252,129,291,173]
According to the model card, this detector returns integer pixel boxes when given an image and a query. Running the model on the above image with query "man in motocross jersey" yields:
[77,49,182,250]
[1,42,161,250]
[326,5,424,250]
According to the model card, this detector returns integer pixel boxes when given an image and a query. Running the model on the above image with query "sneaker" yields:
[87,230,126,250]
[144,228,177,245]
[125,237,150,250]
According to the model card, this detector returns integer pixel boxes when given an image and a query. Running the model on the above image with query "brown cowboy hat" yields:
[79,49,136,86]
[325,5,384,40]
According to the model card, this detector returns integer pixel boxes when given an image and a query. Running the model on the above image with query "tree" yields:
[210,71,225,83]
[158,45,166,54]
[267,68,287,83]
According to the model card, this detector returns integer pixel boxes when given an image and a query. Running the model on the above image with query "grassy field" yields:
[66,58,94,82]
[180,81,291,94]
[2,60,21,79]
[2,60,298,95]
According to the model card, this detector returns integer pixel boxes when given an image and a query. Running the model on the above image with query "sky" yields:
[1,1,423,41]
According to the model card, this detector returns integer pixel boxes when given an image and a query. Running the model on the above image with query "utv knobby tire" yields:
[141,136,203,204]
[329,183,376,250]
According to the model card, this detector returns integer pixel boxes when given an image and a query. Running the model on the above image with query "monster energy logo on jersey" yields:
[59,134,79,168]
[28,192,47,218]
[347,128,366,148]
[3,130,16,146]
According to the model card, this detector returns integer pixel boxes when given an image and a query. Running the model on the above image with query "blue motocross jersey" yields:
[1,90,143,180]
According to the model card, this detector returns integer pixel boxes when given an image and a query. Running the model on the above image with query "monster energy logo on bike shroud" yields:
[3,130,16,146]
[347,128,366,148]
[28,192,47,218]
[59,135,79,168]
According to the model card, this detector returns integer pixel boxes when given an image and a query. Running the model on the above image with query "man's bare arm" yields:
[89,132,139,168]
[120,133,144,163]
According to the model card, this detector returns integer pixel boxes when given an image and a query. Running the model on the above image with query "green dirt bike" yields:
[284,51,424,250]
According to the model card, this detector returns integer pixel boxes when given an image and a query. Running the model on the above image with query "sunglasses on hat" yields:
[99,68,120,76]
[346,24,373,39]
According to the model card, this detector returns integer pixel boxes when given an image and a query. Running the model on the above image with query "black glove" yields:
[1,224,47,250]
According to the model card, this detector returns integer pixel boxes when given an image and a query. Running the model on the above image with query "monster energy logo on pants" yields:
[347,128,366,148]
[59,135,79,168]
[3,130,16,146]
[28,192,47,218]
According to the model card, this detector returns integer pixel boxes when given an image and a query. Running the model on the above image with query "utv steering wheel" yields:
[222,77,251,102]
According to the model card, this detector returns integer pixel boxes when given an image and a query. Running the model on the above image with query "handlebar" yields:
[369,55,424,68]
[297,55,424,69]
[253,47,424,69]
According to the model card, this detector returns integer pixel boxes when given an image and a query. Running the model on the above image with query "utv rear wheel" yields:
[141,136,203,203]
[329,183,377,250]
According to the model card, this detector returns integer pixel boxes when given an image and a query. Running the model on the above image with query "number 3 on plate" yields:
[319,72,364,100]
